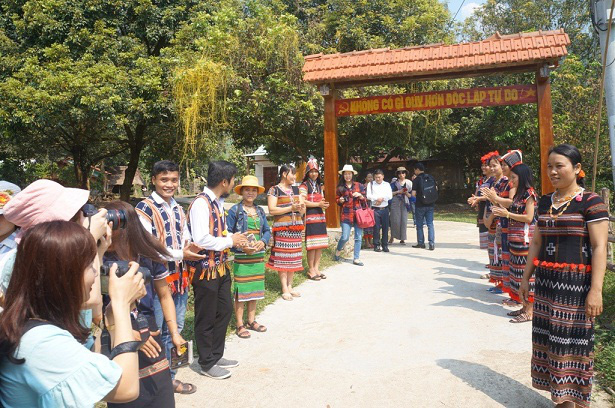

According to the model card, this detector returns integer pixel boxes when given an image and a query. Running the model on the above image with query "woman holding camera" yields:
[104,201,188,406]
[0,221,146,407]
[227,176,271,339]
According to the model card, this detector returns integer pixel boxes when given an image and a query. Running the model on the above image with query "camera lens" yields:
[106,209,127,230]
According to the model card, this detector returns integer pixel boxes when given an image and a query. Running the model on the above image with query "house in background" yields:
[106,166,146,196]
[245,146,279,190]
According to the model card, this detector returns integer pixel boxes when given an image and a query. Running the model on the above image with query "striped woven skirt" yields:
[305,208,328,251]
[267,229,304,272]
[508,240,534,303]
[488,224,503,284]
[500,222,511,293]
[233,252,265,302]
[531,261,594,407]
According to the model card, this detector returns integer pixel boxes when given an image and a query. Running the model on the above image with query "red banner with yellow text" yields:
[335,85,537,117]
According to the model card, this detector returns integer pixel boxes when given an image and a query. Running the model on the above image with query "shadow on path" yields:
[437,359,552,408]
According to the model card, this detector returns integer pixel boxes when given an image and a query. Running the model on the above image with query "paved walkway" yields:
[175,221,612,407]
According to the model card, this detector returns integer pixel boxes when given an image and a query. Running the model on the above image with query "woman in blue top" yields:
[104,201,190,406]
[0,221,146,407]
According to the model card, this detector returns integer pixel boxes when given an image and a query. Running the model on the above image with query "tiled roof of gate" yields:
[302,29,570,85]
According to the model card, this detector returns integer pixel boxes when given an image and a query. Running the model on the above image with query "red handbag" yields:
[355,202,375,229]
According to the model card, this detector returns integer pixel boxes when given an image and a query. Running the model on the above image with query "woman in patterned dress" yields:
[482,154,509,293]
[520,144,608,407]
[492,163,536,323]
[300,159,329,281]
[389,167,412,245]
[227,175,271,339]
[266,165,306,301]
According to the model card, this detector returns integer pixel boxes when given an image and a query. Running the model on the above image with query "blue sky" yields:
[444,0,487,21]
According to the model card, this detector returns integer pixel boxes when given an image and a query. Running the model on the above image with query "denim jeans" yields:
[337,221,363,260]
[415,206,435,246]
[373,207,390,248]
[154,289,189,379]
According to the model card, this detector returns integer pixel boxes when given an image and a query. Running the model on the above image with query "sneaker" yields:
[374,246,382,252]
[353,259,364,266]
[382,247,390,252]
[216,358,239,368]
[428,243,435,251]
[200,365,231,379]
[412,244,425,249]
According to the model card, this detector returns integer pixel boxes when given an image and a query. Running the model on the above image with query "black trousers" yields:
[373,207,390,249]
[192,269,233,370]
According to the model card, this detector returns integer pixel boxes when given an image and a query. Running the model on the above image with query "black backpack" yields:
[419,174,438,205]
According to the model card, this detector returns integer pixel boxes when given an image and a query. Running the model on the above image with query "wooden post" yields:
[323,88,340,228]
[536,67,555,195]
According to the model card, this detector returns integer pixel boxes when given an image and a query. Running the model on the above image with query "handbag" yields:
[356,201,375,229]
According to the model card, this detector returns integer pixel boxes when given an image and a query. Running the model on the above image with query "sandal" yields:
[290,291,301,297]
[281,293,293,301]
[318,274,327,279]
[510,312,532,323]
[480,273,491,279]
[236,325,251,338]
[507,309,524,317]
[247,321,267,332]
[307,273,321,281]
[502,298,519,306]
[173,379,197,394]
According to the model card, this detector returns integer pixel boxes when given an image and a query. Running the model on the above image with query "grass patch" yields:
[433,203,477,224]
[596,270,615,394]
[181,245,339,350]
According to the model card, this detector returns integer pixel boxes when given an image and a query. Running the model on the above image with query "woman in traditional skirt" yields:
[482,153,509,293]
[362,172,374,248]
[227,175,271,339]
[389,167,412,245]
[520,144,608,407]
[300,159,329,281]
[267,164,305,301]
[492,163,536,323]
[468,154,495,278]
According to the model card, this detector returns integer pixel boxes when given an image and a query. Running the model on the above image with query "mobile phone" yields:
[246,233,256,244]
[170,341,193,370]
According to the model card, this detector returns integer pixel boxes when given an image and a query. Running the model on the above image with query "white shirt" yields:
[189,187,234,251]
[367,180,393,208]
[138,192,191,262]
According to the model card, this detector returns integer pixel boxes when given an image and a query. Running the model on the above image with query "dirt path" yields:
[175,221,613,407]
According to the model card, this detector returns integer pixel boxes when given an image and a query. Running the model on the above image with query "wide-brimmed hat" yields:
[3,179,89,235]
[0,181,21,215]
[501,150,523,169]
[396,166,408,174]
[305,158,319,176]
[338,164,357,175]
[234,175,265,195]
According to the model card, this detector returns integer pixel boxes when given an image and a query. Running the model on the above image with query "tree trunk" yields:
[72,150,91,189]
[120,122,146,202]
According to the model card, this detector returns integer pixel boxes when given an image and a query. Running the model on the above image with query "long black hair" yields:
[511,163,534,201]
[548,143,585,187]
[278,164,296,183]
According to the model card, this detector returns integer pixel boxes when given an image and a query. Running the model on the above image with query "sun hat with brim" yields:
[3,179,90,237]
[338,164,357,175]
[234,175,265,195]
[396,167,408,174]
[0,181,21,215]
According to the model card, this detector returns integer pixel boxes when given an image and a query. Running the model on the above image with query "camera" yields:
[81,203,126,230]
[100,260,152,294]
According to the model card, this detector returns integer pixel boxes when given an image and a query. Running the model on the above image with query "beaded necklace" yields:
[548,188,583,219]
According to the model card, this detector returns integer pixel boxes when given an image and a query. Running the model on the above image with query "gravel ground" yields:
[174,221,613,408]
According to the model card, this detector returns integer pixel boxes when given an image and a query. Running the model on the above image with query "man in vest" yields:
[136,160,203,393]
[187,160,248,379]
[411,162,437,250]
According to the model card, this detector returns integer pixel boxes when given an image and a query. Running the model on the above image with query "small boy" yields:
[136,161,202,394]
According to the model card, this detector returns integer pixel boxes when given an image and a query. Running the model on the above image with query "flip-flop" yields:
[507,309,524,317]
[318,274,327,279]
[235,325,251,339]
[510,312,532,323]
[173,380,197,394]
[306,273,321,281]
[290,291,301,297]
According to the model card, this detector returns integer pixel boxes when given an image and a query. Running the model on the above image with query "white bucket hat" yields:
[338,164,358,175]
